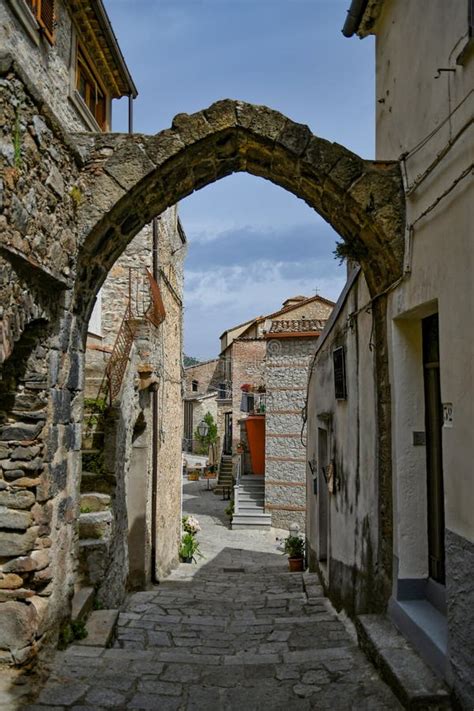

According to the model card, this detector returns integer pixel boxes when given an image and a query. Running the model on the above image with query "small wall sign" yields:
[413,431,426,446]
[443,403,453,428]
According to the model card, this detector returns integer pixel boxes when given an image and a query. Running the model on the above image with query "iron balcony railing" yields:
[97,267,166,405]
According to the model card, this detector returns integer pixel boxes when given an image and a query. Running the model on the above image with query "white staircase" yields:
[231,475,271,529]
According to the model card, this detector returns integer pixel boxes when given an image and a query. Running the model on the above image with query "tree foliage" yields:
[194,411,218,454]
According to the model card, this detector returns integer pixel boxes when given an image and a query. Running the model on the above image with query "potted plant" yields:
[179,533,203,563]
[283,534,305,572]
[182,515,201,536]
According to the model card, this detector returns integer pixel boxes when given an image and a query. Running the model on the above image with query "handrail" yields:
[235,453,243,487]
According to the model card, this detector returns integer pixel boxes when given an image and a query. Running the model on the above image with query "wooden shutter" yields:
[37,0,55,44]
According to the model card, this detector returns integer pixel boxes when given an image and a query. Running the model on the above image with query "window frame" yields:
[69,34,111,133]
[75,45,109,131]
[7,0,40,45]
[12,0,56,45]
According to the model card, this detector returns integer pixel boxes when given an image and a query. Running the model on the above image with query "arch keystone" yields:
[203,99,238,132]
[235,102,287,141]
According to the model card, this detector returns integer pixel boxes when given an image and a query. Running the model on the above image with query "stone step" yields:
[239,476,265,484]
[215,476,233,483]
[78,539,110,586]
[236,496,265,506]
[212,484,233,494]
[80,470,115,495]
[235,500,265,510]
[232,512,272,529]
[79,510,113,540]
[355,614,452,710]
[217,477,234,485]
[75,609,119,648]
[238,484,265,496]
[80,492,111,513]
[71,586,95,623]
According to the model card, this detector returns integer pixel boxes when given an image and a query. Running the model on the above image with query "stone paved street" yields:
[22,481,402,710]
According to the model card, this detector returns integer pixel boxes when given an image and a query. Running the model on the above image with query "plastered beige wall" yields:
[306,273,377,584]
[376,0,474,548]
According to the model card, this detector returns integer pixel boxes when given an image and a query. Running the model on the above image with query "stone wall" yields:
[0,59,83,664]
[0,0,91,134]
[82,207,185,595]
[265,336,318,530]
[184,359,220,397]
[0,56,81,365]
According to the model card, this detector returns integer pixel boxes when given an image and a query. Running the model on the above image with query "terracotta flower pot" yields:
[288,557,304,572]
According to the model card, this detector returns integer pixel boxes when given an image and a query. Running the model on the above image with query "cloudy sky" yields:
[104,0,375,359]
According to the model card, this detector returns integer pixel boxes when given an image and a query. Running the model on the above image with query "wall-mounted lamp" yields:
[197,420,209,438]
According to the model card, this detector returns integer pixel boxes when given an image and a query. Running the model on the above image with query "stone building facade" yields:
[0,0,185,662]
[306,1,474,707]
[183,358,221,453]
[80,210,186,603]
[226,295,334,458]
[265,320,327,530]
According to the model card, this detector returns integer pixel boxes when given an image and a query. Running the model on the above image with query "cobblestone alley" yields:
[23,481,402,710]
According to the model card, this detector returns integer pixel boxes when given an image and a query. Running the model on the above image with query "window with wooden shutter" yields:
[25,0,55,44]
[75,47,108,131]
[38,0,55,43]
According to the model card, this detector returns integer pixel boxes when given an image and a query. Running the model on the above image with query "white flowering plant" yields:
[182,515,201,536]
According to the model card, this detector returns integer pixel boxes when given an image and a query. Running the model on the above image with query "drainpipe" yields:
[128,93,134,134]
[151,217,159,582]
[342,0,370,37]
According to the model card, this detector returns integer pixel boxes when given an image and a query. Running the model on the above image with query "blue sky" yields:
[104,0,375,359]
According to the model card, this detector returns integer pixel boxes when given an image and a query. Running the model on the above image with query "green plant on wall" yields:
[70,185,84,210]
[83,397,107,428]
[194,411,218,455]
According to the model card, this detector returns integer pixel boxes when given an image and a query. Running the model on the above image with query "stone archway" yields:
[70,100,405,610]
[73,100,405,324]
[0,92,406,665]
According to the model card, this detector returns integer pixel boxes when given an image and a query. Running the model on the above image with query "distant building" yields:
[189,295,334,529]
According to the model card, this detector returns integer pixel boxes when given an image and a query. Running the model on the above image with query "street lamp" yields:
[197,420,209,438]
